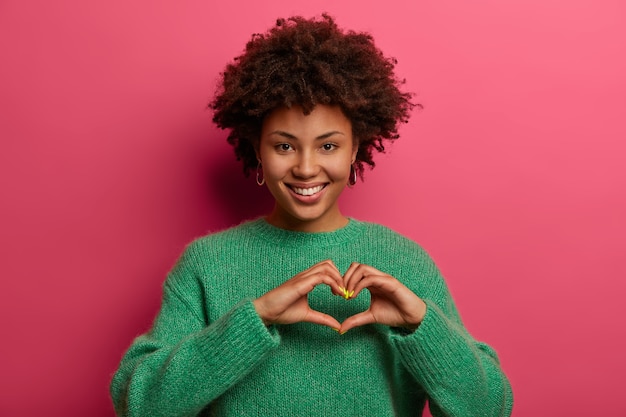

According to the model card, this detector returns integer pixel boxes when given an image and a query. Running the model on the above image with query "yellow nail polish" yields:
[348,290,355,298]
[331,328,339,332]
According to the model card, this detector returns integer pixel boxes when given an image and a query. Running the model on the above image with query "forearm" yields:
[111,300,280,417]
[388,300,513,417]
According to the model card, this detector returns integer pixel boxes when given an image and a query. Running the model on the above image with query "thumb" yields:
[339,310,375,334]
[302,309,342,330]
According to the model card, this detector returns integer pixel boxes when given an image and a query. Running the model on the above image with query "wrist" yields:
[252,298,270,326]
[403,299,427,332]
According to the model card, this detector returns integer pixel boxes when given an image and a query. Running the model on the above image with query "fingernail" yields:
[348,290,355,298]
[340,330,347,335]
[331,328,339,332]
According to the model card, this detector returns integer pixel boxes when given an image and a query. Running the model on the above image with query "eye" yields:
[321,143,337,152]
[276,143,293,152]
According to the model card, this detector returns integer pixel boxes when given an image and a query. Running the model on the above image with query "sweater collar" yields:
[249,217,363,247]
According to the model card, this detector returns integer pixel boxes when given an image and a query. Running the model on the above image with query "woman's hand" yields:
[253,260,344,329]
[339,262,427,334]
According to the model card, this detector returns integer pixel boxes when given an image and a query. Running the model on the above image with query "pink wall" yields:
[1,1,625,416]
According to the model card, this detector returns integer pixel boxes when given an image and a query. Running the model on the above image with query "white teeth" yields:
[292,185,324,196]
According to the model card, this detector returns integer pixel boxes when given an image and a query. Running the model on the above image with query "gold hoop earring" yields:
[256,161,265,186]
[347,164,357,187]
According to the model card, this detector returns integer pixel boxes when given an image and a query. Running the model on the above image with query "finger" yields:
[342,262,365,297]
[320,259,341,272]
[302,309,342,330]
[345,264,391,299]
[339,310,376,334]
[303,261,344,296]
[352,276,426,325]
[351,274,399,299]
[268,270,344,310]
[293,270,345,297]
[308,259,341,275]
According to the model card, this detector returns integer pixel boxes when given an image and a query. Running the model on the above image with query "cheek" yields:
[261,156,286,180]
[326,162,352,182]
[336,154,355,175]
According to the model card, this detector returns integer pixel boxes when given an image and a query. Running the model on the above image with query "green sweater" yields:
[111,218,513,417]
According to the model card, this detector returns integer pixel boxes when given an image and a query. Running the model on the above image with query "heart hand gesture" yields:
[253,260,426,334]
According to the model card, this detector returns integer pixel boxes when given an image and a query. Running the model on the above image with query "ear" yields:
[254,144,261,163]
[248,134,263,172]
[351,143,358,164]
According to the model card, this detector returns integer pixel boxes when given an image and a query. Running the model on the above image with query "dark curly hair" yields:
[210,14,416,177]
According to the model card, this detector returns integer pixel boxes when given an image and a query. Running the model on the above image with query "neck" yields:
[265,207,349,233]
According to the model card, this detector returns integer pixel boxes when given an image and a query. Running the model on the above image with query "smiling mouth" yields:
[289,184,326,196]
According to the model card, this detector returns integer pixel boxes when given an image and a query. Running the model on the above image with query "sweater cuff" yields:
[194,299,280,386]
[387,300,483,390]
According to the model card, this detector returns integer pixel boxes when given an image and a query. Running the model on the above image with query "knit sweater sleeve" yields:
[110,242,281,417]
[386,253,513,417]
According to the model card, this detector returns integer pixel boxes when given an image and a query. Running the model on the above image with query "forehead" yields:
[261,105,352,138]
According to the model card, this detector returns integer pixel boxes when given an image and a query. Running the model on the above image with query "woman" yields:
[111,14,513,417]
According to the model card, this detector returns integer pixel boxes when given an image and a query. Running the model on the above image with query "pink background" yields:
[1,1,625,416]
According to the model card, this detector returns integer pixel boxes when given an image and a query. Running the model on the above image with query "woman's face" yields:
[258,104,357,232]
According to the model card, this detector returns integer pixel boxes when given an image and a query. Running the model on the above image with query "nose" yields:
[292,150,319,179]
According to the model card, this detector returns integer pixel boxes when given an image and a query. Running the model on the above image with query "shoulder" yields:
[357,220,427,254]
[163,219,264,290]
[353,219,441,280]
[188,218,263,250]
[169,219,263,271]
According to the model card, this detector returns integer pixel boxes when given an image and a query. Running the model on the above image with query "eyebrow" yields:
[268,130,345,140]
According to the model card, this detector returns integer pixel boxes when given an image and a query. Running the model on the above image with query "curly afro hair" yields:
[210,14,415,177]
